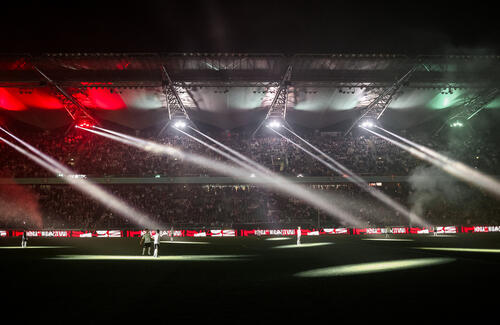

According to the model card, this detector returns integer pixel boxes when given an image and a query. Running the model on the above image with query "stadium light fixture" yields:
[267,120,282,129]
[173,120,187,129]
[359,120,376,128]
[450,120,464,128]
[75,120,95,128]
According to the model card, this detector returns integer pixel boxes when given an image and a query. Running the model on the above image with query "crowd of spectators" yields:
[1,127,498,178]
[1,183,498,229]
[1,127,498,229]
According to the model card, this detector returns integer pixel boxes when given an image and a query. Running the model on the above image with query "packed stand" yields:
[1,128,498,178]
[1,183,498,230]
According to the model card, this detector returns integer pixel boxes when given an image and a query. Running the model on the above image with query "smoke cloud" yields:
[0,181,43,228]
[408,163,470,225]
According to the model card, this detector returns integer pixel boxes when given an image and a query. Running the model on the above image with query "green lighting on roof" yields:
[429,90,463,110]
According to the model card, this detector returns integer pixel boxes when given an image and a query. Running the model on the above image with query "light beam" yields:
[368,126,500,199]
[282,126,427,226]
[79,126,365,226]
[0,129,159,229]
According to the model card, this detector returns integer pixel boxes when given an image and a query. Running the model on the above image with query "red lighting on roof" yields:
[0,88,26,111]
[0,88,64,111]
[73,88,126,110]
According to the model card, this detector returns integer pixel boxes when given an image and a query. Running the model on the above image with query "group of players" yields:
[140,229,161,257]
[18,227,303,253]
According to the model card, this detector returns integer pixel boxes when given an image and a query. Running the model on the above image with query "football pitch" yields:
[2,234,500,320]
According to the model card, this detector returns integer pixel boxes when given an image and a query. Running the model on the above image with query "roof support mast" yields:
[435,87,499,135]
[344,65,417,135]
[33,65,97,124]
[251,64,293,138]
[159,65,196,134]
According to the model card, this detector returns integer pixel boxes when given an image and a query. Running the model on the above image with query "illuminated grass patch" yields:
[0,246,73,249]
[159,241,210,245]
[362,239,414,242]
[265,237,293,241]
[272,243,333,249]
[414,247,500,253]
[294,258,455,277]
[45,254,250,261]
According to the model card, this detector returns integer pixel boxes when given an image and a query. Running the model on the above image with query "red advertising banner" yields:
[2,226,500,238]
[23,230,70,238]
[183,230,236,237]
[127,230,143,238]
[321,228,349,235]
[409,227,433,234]
[461,226,500,233]
[186,230,208,237]
[71,231,93,238]
[95,230,122,238]
[240,229,296,236]
[435,226,457,234]
[210,230,236,237]
[353,228,389,235]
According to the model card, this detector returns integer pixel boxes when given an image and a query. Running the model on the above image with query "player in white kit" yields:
[297,226,301,245]
[21,231,28,248]
[153,229,161,258]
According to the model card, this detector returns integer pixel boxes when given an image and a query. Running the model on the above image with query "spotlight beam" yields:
[171,128,364,227]
[273,127,428,225]
[187,126,271,176]
[282,126,427,226]
[362,126,500,199]
[0,133,159,228]
[174,127,264,175]
[268,128,344,175]
[80,126,365,226]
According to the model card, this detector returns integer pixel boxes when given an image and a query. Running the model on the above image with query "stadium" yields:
[1,2,500,320]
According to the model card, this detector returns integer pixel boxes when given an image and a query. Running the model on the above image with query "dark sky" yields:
[1,0,498,54]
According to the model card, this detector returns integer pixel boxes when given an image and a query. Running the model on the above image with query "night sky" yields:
[1,0,498,54]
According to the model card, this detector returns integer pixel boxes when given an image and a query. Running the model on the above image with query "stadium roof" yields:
[1,53,499,131]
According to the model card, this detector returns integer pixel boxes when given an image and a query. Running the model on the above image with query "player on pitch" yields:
[153,229,161,258]
[140,229,153,256]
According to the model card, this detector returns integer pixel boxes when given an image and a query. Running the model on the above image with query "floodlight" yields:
[267,120,282,128]
[76,120,95,128]
[174,120,187,129]
[359,120,375,128]
[450,120,464,128]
